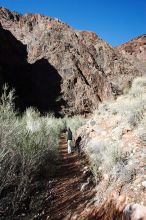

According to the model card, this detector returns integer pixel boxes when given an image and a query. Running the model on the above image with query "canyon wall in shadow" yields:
[0,24,64,115]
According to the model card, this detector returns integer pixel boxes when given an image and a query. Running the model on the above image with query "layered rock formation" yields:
[0,7,142,115]
[116,34,146,63]
[116,35,146,73]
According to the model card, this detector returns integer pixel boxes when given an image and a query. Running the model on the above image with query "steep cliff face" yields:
[0,24,62,113]
[0,23,27,98]
[0,7,142,115]
[116,35,146,73]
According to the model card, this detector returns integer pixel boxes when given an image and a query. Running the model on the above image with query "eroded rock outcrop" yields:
[116,35,146,63]
[0,7,142,115]
[116,35,146,74]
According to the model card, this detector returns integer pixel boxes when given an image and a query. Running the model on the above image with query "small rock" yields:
[90,120,96,126]
[21,213,26,217]
[80,177,91,192]
[98,166,102,171]
[101,131,107,136]
[103,174,109,180]
[142,181,146,187]
[128,160,133,165]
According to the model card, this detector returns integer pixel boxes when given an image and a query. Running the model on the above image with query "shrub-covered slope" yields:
[77,77,146,212]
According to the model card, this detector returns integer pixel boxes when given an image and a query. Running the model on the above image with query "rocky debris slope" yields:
[0,7,142,115]
[76,77,146,218]
[82,193,146,219]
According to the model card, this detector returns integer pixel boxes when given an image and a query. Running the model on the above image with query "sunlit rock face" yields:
[116,35,146,74]
[0,7,142,115]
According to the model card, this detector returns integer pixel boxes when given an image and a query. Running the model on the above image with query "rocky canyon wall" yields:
[0,7,142,115]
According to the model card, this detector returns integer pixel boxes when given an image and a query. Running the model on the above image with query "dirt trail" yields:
[38,134,95,220]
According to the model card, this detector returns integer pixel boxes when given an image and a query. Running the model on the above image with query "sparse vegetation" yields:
[96,77,146,127]
[85,77,146,195]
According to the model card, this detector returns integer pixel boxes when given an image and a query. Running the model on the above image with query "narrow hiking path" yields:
[35,133,95,220]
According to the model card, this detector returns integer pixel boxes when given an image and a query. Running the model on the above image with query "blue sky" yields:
[0,0,145,46]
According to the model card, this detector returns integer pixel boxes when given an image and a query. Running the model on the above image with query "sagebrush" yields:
[0,86,63,217]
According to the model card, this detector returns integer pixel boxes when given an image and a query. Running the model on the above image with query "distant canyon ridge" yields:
[0,7,145,115]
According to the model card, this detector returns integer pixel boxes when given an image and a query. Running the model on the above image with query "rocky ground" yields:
[78,115,146,206]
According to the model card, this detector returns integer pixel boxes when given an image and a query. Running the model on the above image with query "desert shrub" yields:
[95,101,111,116]
[0,86,63,217]
[90,162,102,184]
[135,125,146,145]
[85,139,124,183]
[123,86,130,95]
[127,108,144,126]
[87,145,131,186]
[117,164,136,185]
[131,77,146,91]
[105,79,146,126]
[134,116,146,144]
[93,77,146,128]
[139,132,146,144]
